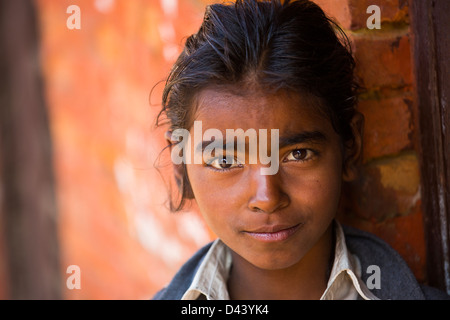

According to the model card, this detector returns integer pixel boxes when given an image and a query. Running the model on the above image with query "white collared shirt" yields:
[181,221,379,300]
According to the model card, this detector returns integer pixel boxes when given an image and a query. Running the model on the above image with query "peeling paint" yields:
[377,153,419,194]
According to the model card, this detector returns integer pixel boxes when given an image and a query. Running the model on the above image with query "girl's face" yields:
[185,87,346,271]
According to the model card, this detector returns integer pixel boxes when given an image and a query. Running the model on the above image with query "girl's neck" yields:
[227,225,334,300]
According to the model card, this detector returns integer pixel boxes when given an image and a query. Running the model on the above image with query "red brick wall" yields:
[12,0,426,299]
[315,0,426,282]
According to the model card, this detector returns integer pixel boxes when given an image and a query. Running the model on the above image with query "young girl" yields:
[153,0,449,300]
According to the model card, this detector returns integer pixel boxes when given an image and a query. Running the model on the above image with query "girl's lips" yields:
[244,223,302,242]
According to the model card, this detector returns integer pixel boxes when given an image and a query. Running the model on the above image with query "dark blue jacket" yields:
[153,225,450,300]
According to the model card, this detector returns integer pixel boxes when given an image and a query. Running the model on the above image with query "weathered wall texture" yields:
[316,0,427,283]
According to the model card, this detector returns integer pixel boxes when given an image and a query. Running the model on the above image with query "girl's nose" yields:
[247,170,290,214]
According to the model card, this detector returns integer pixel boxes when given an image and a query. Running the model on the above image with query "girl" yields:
[153,0,448,300]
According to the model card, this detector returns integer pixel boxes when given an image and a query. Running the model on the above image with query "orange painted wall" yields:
[23,0,428,299]
[36,0,216,299]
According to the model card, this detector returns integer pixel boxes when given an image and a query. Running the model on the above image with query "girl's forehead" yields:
[191,86,332,133]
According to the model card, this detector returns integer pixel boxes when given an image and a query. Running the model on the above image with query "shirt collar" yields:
[181,239,232,300]
[320,222,379,300]
[181,221,379,300]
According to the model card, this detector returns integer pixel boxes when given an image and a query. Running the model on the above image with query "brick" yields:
[347,0,409,30]
[376,153,420,194]
[315,0,409,30]
[351,33,413,89]
[340,152,421,222]
[358,96,414,162]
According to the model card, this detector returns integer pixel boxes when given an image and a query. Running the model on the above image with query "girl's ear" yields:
[164,130,174,143]
[165,130,183,188]
[165,130,195,199]
[342,111,364,182]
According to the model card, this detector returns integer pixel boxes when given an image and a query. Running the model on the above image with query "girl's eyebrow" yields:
[196,131,328,152]
[195,139,235,153]
[278,130,327,149]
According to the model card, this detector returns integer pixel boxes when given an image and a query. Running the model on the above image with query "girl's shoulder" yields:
[152,242,213,300]
[343,225,449,300]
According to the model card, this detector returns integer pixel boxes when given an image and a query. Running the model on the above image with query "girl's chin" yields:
[231,247,305,271]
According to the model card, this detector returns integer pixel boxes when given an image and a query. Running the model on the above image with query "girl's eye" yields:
[207,157,242,170]
[285,149,315,162]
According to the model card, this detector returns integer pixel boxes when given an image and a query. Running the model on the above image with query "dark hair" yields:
[157,0,359,211]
